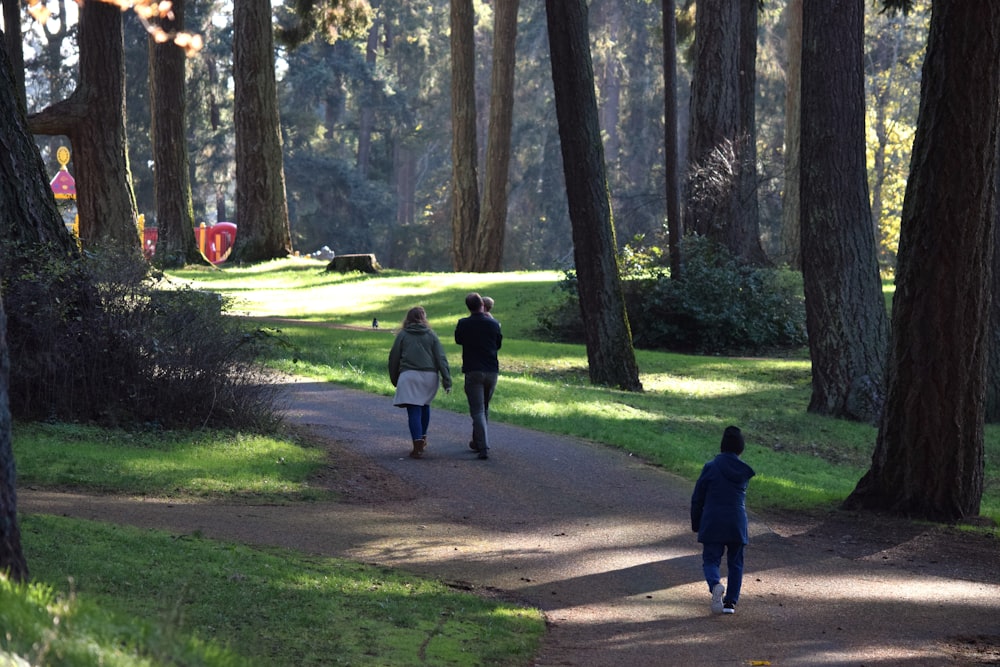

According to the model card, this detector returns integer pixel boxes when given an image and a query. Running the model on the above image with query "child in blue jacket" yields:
[691,425,756,615]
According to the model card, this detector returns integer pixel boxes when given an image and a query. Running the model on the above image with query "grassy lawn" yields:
[10,258,996,666]
[170,258,1000,521]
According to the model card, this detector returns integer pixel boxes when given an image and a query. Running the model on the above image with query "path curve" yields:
[20,380,1000,666]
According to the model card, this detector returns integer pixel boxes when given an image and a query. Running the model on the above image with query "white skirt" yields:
[393,370,440,406]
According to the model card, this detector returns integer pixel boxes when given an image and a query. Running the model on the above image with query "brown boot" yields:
[409,438,426,458]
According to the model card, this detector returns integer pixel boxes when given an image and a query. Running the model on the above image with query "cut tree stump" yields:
[326,253,382,274]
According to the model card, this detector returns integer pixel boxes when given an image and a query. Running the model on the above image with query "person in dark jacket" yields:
[388,306,452,458]
[454,293,502,459]
[690,425,756,615]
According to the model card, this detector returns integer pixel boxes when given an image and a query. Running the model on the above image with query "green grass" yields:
[15,423,329,501]
[170,258,999,522]
[10,258,997,666]
[11,515,542,666]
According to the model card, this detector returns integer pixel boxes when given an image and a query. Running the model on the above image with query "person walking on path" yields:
[454,292,503,459]
[388,306,452,458]
[691,425,756,615]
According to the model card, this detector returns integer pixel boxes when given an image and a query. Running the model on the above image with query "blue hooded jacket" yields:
[690,452,756,545]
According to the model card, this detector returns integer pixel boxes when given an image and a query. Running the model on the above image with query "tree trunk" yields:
[780,0,802,270]
[799,0,888,423]
[545,0,642,392]
[3,0,25,113]
[0,36,73,581]
[149,0,204,267]
[28,1,141,255]
[685,0,767,266]
[0,296,26,582]
[845,0,1000,521]
[357,20,380,178]
[449,0,480,271]
[662,0,682,279]
[477,0,519,272]
[231,0,293,263]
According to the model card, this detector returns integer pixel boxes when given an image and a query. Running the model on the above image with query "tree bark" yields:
[662,0,682,279]
[845,0,1000,521]
[28,0,141,255]
[449,0,480,271]
[780,0,802,269]
[684,0,767,266]
[477,0,519,272]
[3,0,25,114]
[149,0,204,267]
[799,0,888,423]
[231,0,293,263]
[0,35,70,581]
[545,0,642,392]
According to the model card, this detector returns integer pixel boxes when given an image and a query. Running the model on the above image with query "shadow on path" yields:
[20,381,1000,666]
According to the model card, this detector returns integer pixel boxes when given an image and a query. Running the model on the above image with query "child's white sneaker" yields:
[710,583,725,614]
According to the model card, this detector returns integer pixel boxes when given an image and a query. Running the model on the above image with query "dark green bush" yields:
[3,246,282,430]
[537,236,807,355]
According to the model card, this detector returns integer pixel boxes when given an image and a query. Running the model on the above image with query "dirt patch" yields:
[289,424,420,504]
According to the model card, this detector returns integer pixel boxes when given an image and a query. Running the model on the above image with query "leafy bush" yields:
[3,246,282,430]
[537,236,807,355]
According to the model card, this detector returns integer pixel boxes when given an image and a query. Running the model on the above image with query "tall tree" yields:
[799,0,888,423]
[0,31,77,580]
[477,0,519,272]
[0,295,23,582]
[28,0,141,255]
[2,0,24,111]
[449,0,480,271]
[845,0,1000,521]
[149,0,203,267]
[684,0,767,266]
[231,0,293,263]
[545,0,642,392]
[780,0,802,269]
[662,0,682,278]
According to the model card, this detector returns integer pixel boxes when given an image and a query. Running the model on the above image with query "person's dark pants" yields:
[464,371,498,451]
[702,541,745,604]
[405,404,430,440]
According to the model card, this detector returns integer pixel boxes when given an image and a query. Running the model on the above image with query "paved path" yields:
[21,381,1000,666]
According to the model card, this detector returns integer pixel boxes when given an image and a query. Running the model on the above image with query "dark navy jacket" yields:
[690,452,756,545]
[454,313,502,373]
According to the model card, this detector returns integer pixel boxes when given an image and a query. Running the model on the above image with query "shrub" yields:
[537,236,807,355]
[3,246,282,430]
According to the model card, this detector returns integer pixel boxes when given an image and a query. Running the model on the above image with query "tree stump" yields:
[326,253,382,274]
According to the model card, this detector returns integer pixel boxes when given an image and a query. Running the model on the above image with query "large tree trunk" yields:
[780,0,802,270]
[149,0,203,268]
[684,0,767,266]
[477,0,519,272]
[231,0,293,263]
[799,0,888,423]
[662,0,682,279]
[845,0,1000,521]
[545,0,642,392]
[449,0,480,271]
[3,0,25,113]
[28,1,141,255]
[0,297,25,582]
[0,35,73,581]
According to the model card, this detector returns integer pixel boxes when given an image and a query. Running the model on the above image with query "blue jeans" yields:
[702,542,745,604]
[464,371,498,450]
[405,404,430,440]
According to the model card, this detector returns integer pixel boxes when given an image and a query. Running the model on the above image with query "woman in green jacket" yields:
[388,306,452,458]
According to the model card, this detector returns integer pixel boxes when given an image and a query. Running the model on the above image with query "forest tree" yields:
[845,0,1000,521]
